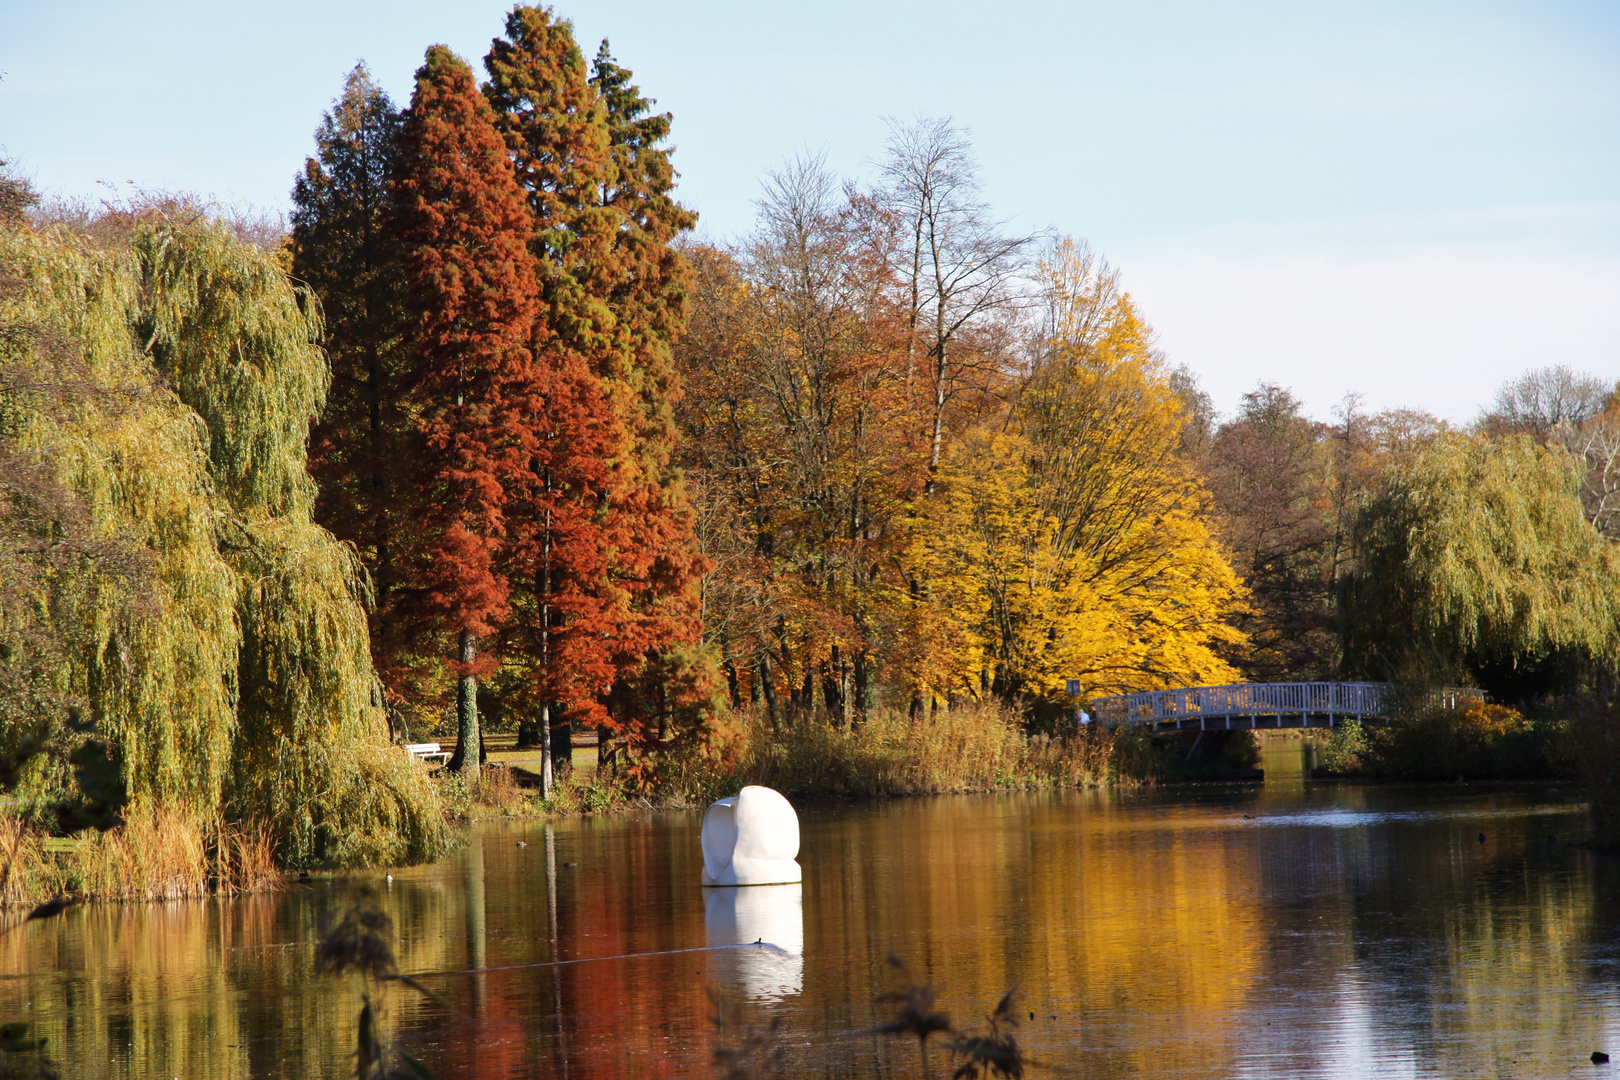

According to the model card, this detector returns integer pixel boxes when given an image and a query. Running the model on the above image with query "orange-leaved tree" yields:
[391,44,542,777]
[484,6,709,782]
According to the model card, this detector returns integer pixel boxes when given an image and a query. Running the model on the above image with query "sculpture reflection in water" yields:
[705,883,805,1001]
[701,785,805,1001]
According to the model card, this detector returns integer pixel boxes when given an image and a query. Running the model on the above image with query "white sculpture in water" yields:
[701,785,802,886]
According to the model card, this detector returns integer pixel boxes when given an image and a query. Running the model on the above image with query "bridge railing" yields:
[1091,681,1484,728]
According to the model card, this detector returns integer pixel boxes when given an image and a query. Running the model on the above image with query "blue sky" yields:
[2,0,1615,421]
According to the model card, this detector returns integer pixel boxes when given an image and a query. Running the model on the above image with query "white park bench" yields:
[405,742,450,765]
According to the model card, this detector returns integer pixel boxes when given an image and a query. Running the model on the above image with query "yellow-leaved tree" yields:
[914,240,1247,706]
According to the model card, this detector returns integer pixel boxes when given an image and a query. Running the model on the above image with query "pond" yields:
[3,759,1617,1078]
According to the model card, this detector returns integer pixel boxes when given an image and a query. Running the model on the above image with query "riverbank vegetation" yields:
[3,0,1619,894]
[663,703,1114,802]
[1318,701,1565,782]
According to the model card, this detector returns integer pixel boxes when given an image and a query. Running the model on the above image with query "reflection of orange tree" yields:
[553,821,712,1078]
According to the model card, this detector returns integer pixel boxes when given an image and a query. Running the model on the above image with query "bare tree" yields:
[1483,365,1619,539]
[873,117,1038,481]
[1483,365,1611,440]
[1559,411,1620,540]
[674,154,912,725]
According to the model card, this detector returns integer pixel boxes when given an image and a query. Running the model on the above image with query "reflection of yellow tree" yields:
[801,796,1262,1078]
[0,871,479,1080]
[0,895,348,1079]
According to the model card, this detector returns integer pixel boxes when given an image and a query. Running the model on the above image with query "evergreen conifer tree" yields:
[588,40,708,733]
[291,65,416,692]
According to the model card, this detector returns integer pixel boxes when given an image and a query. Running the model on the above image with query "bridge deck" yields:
[1091,681,1482,731]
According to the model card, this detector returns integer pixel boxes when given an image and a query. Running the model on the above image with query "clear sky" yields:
[2,0,1616,422]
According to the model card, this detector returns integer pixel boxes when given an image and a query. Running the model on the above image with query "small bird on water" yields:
[1477,832,1487,844]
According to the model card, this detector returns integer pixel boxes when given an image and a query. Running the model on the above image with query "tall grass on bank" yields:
[659,703,1117,804]
[0,803,280,906]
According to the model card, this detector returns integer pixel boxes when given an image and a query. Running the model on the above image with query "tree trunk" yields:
[539,499,554,800]
[853,649,869,728]
[453,627,480,781]
[657,679,670,744]
[540,701,554,800]
[725,654,742,709]
[551,716,572,777]
[758,650,779,730]
[823,644,844,717]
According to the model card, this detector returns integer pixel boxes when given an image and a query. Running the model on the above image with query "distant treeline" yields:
[1185,368,1619,701]
[675,147,1620,719]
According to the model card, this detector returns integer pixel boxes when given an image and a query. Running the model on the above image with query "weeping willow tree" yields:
[0,204,447,869]
[1341,431,1620,700]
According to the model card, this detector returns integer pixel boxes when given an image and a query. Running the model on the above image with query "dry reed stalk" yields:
[473,765,529,815]
[213,819,282,896]
[0,815,44,906]
[661,698,1135,803]
[0,807,288,906]
[72,803,208,901]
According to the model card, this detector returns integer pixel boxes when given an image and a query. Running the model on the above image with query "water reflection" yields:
[2,782,1616,1078]
[704,885,804,1001]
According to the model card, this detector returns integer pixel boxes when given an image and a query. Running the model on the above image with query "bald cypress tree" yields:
[392,45,543,777]
[484,8,708,769]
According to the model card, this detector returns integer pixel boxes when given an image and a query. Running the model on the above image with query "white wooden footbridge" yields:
[1091,681,1484,732]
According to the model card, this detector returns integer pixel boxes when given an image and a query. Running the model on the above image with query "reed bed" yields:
[664,702,1119,804]
[471,764,529,815]
[0,815,45,906]
[0,803,283,906]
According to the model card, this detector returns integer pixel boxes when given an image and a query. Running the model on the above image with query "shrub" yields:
[1366,698,1563,781]
[1320,718,1372,775]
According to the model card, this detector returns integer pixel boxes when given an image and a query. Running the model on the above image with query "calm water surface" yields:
[4,745,1618,1079]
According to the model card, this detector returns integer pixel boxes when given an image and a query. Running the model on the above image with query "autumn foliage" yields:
[286,6,1617,800]
[393,45,540,647]
[297,12,709,778]
[676,153,1250,722]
